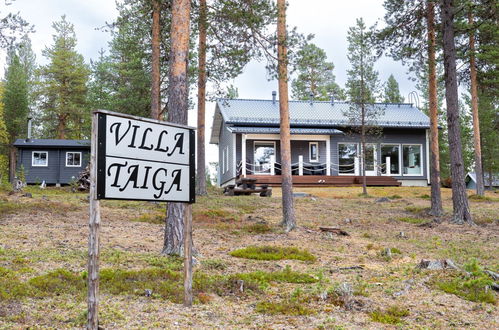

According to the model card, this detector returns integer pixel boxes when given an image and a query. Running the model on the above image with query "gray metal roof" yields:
[466,172,499,187]
[228,126,343,135]
[13,139,90,148]
[210,98,430,144]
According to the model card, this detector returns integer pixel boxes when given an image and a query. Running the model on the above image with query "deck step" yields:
[243,175,401,187]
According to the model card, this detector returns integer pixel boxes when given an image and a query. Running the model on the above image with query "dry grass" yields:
[0,186,497,329]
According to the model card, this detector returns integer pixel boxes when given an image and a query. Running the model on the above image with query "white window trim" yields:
[65,152,82,167]
[253,141,276,175]
[225,146,229,174]
[402,143,424,176]
[309,142,319,162]
[222,148,226,174]
[337,142,358,176]
[380,144,401,176]
[32,151,48,167]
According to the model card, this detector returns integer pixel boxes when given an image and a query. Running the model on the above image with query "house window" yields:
[338,143,357,174]
[309,142,319,162]
[381,144,400,175]
[403,144,422,175]
[254,141,275,174]
[66,152,82,167]
[32,151,48,167]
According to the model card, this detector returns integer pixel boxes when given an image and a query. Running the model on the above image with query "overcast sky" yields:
[1,0,418,163]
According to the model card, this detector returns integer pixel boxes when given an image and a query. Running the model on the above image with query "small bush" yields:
[370,305,409,324]
[229,246,316,262]
[255,300,314,315]
[420,194,430,200]
[434,259,496,304]
[0,267,33,300]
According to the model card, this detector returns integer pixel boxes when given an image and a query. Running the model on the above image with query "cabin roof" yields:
[210,98,430,144]
[13,139,90,148]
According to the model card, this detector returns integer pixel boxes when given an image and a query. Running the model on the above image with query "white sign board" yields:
[96,110,195,203]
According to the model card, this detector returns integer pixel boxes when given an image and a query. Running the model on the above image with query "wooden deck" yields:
[244,175,401,187]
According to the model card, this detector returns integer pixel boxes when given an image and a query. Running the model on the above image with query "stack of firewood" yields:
[74,165,90,192]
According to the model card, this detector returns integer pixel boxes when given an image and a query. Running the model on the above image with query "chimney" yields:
[272,91,277,104]
[330,95,335,105]
[309,92,314,105]
[26,117,32,142]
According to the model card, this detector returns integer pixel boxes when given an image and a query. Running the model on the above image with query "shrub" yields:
[434,259,496,304]
[229,246,316,262]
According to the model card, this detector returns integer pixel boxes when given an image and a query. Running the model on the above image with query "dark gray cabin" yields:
[210,97,432,187]
[13,139,90,185]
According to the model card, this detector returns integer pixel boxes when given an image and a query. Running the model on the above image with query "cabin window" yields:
[66,152,82,167]
[254,141,275,174]
[402,144,423,175]
[32,151,48,167]
[381,144,400,175]
[338,143,357,174]
[309,142,319,162]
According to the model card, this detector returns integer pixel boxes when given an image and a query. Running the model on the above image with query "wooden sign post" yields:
[87,110,195,329]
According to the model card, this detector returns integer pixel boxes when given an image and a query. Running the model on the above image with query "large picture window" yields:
[403,145,422,175]
[32,151,48,167]
[254,141,275,174]
[338,143,357,174]
[66,152,82,167]
[381,144,400,175]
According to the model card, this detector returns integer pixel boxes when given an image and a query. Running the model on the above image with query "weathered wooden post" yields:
[183,205,193,306]
[87,112,101,330]
[270,155,275,175]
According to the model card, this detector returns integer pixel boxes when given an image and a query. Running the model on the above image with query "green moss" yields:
[397,217,428,224]
[419,194,430,200]
[370,305,409,324]
[469,194,497,202]
[255,300,314,315]
[404,206,428,214]
[235,266,317,289]
[229,245,316,262]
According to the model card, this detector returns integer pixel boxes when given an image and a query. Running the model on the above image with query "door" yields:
[364,144,377,176]
[254,141,275,174]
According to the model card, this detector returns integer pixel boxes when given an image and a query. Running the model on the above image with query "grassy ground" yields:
[0,185,498,329]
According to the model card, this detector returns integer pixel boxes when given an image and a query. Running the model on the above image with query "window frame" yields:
[32,151,48,167]
[402,143,424,176]
[380,143,401,176]
[65,152,82,167]
[309,142,319,163]
[337,142,358,176]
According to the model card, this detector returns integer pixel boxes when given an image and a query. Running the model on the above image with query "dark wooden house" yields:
[13,139,90,185]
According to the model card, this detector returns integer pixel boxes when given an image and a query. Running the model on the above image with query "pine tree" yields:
[0,84,10,184]
[383,74,404,103]
[277,0,296,232]
[2,49,29,183]
[291,43,344,100]
[38,16,90,139]
[345,18,382,196]
[441,0,473,224]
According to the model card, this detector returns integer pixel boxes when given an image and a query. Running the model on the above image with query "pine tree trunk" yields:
[427,0,443,216]
[151,0,161,120]
[196,0,207,196]
[361,106,367,196]
[468,10,484,196]
[162,0,191,255]
[277,0,296,232]
[8,146,16,184]
[57,115,66,139]
[441,0,473,225]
